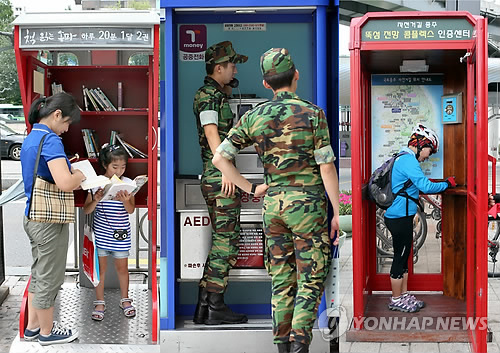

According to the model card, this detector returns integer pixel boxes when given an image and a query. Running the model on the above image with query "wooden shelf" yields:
[81,111,148,116]
[74,158,148,163]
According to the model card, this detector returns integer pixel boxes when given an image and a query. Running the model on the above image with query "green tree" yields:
[0,0,21,104]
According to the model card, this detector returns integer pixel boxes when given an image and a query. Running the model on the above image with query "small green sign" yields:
[362,18,474,42]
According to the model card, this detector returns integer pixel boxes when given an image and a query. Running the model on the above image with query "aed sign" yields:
[442,93,462,124]
[183,216,211,227]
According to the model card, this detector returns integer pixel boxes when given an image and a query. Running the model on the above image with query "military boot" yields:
[205,292,248,325]
[277,342,291,353]
[290,341,309,353]
[193,287,209,324]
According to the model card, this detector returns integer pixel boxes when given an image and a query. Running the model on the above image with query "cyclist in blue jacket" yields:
[385,124,455,313]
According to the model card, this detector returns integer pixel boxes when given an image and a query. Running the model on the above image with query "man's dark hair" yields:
[263,65,296,90]
[206,61,229,75]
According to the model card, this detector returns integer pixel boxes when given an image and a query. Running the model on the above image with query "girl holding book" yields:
[83,144,136,321]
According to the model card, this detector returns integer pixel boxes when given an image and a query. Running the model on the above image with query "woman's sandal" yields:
[119,298,136,318]
[91,300,106,321]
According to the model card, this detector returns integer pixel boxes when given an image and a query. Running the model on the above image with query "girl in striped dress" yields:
[83,144,136,321]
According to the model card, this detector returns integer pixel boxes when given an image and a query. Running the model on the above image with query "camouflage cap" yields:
[205,41,248,65]
[260,48,294,76]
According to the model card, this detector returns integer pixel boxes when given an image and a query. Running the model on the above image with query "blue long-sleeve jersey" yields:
[384,147,448,219]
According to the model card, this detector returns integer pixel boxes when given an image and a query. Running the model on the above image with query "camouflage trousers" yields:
[263,187,331,345]
[199,178,241,293]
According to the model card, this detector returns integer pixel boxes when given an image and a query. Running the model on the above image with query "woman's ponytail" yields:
[27,97,47,126]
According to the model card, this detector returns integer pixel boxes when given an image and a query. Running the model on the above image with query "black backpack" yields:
[368,152,423,213]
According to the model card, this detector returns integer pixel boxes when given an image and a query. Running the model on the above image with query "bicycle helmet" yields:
[408,124,440,156]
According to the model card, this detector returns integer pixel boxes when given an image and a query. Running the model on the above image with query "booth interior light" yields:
[399,59,429,73]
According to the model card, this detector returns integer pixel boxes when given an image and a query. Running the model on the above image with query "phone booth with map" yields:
[349,12,489,352]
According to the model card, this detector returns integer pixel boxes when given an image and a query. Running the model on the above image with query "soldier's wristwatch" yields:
[250,183,257,195]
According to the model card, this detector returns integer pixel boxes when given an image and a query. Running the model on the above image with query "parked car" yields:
[0,123,25,161]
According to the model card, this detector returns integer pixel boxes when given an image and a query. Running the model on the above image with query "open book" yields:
[72,160,110,190]
[101,174,148,201]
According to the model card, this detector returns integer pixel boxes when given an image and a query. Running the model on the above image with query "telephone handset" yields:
[228,78,239,89]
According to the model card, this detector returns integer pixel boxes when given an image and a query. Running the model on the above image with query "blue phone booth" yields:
[159,2,340,352]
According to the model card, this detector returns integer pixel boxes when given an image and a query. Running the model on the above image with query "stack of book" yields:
[83,85,117,112]
[51,82,64,95]
[82,129,100,158]
[110,130,147,159]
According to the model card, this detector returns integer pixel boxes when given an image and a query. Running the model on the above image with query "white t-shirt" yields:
[92,176,132,252]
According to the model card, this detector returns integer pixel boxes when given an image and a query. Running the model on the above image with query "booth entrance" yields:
[349,12,489,353]
[10,11,160,351]
[159,1,340,352]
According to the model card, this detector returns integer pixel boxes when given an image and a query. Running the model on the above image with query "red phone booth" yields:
[349,12,489,353]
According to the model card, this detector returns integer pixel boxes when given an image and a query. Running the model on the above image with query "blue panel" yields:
[161,0,329,7]
[163,7,177,330]
[314,6,327,110]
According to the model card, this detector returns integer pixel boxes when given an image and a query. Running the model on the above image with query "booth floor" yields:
[8,283,158,353]
[338,237,500,353]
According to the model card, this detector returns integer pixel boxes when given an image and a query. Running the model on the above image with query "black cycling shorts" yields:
[384,215,413,279]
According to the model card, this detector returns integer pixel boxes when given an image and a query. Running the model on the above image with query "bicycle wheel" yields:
[376,208,393,256]
[375,208,428,258]
[488,219,500,278]
[413,209,428,251]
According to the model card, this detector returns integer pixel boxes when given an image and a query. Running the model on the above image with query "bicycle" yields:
[376,206,427,264]
[488,217,500,278]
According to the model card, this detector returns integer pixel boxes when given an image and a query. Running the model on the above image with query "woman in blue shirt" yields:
[21,93,85,346]
[385,124,455,313]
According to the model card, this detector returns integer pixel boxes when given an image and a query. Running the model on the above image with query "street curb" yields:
[1,178,19,190]
[0,286,9,305]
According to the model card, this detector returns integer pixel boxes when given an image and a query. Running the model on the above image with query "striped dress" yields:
[93,177,132,252]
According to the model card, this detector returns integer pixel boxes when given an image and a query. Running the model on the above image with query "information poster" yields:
[234,225,264,269]
[371,74,444,178]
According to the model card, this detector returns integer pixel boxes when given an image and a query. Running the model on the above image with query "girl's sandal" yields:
[119,298,136,318]
[91,300,106,321]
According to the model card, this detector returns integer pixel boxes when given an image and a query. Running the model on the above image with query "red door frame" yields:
[350,12,488,352]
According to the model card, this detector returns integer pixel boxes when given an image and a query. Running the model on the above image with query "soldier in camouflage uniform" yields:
[192,41,248,325]
[213,48,340,353]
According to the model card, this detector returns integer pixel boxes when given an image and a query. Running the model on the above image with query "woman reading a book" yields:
[83,144,136,321]
[21,92,85,345]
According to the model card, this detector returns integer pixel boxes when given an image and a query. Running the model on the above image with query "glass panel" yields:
[57,52,78,66]
[376,203,442,274]
[413,195,442,273]
[128,52,149,66]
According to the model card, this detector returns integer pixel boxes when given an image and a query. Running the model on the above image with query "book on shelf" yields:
[72,159,110,190]
[81,129,99,158]
[115,134,134,158]
[97,87,117,111]
[82,85,89,111]
[84,87,100,111]
[121,108,148,111]
[100,174,148,201]
[51,82,64,95]
[109,130,147,158]
[117,82,123,111]
[82,87,117,112]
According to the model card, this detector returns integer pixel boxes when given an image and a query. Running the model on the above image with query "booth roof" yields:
[12,11,160,26]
